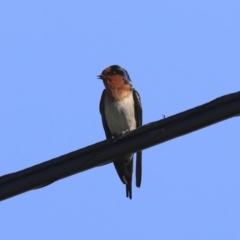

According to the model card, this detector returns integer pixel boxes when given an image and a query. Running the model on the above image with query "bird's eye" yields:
[112,71,116,74]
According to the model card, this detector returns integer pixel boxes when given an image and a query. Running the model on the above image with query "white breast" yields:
[104,93,136,135]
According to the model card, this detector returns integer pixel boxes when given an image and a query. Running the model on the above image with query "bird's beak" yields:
[97,74,105,80]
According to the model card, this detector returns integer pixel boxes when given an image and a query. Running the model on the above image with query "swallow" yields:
[98,65,142,199]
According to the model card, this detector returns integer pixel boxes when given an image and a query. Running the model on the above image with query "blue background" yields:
[1,1,240,239]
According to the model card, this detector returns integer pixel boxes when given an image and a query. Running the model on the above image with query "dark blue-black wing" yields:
[99,89,112,139]
[132,89,142,188]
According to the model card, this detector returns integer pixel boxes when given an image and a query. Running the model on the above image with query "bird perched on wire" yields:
[98,65,142,199]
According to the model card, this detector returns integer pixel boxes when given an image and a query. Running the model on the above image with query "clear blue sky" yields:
[1,1,240,239]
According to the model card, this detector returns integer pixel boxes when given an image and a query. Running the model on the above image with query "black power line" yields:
[0,91,239,201]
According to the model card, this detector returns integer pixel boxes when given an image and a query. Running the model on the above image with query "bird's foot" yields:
[112,130,131,142]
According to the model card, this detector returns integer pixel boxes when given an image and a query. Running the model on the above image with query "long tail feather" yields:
[126,182,132,199]
[113,155,133,199]
[136,151,142,188]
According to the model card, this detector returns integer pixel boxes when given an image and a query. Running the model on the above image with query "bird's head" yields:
[97,65,132,89]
